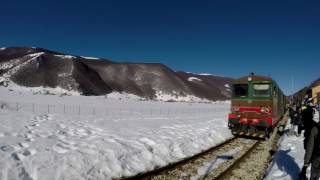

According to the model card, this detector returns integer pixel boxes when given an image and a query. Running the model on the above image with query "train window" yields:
[253,84,270,97]
[233,84,248,97]
[273,86,277,96]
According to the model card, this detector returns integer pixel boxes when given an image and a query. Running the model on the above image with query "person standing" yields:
[300,123,320,180]
[289,105,296,135]
[296,105,303,136]
[301,99,317,149]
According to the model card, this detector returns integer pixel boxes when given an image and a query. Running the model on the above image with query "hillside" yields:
[0,47,233,101]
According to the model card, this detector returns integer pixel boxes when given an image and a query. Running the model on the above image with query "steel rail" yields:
[120,137,238,180]
[214,140,261,179]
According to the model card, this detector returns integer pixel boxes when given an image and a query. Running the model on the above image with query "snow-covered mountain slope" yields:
[0,47,233,101]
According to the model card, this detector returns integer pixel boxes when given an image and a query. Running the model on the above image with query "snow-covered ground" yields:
[265,111,320,180]
[0,87,232,180]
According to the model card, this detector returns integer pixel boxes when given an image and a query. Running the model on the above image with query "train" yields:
[228,74,286,138]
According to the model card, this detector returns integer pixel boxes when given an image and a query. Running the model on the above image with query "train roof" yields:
[233,75,274,83]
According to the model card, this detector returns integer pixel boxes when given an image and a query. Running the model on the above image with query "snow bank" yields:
[265,111,319,180]
[5,83,81,96]
[105,92,142,100]
[155,90,211,103]
[0,88,232,180]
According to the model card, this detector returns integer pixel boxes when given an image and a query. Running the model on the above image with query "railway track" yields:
[121,137,260,180]
[121,114,288,180]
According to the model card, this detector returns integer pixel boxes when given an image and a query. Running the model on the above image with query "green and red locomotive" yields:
[228,75,286,138]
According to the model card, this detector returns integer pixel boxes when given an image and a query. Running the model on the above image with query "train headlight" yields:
[232,106,239,112]
[265,108,270,114]
[260,107,271,114]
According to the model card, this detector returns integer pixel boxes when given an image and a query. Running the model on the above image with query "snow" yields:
[0,53,44,87]
[191,146,243,180]
[198,73,225,77]
[188,77,202,82]
[155,90,212,103]
[6,83,81,96]
[80,56,100,60]
[265,111,319,180]
[0,47,6,51]
[28,52,45,58]
[0,88,232,180]
[184,72,225,77]
[105,92,142,100]
[225,84,231,92]
[54,54,76,59]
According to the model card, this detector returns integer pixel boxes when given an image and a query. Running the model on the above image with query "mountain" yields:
[0,47,233,101]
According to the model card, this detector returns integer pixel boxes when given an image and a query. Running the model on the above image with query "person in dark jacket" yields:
[296,105,303,136]
[302,101,317,149]
[289,105,296,135]
[301,123,320,180]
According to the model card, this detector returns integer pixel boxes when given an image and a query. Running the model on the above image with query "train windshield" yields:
[233,84,248,97]
[253,84,270,97]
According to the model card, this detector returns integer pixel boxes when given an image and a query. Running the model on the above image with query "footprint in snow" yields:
[5,132,18,137]
[31,123,40,127]
[18,142,30,148]
[52,141,78,154]
[11,148,37,161]
[0,145,15,152]
[22,148,37,156]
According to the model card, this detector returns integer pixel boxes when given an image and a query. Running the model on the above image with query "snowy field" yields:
[0,88,232,180]
[265,111,319,180]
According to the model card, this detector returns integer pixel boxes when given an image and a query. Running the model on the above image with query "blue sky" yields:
[1,0,320,95]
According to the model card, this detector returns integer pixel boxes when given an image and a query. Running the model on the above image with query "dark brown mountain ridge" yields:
[0,47,233,101]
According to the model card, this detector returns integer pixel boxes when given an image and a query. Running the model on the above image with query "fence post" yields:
[105,108,108,116]
[47,104,50,113]
[16,103,19,111]
[92,107,95,115]
[32,103,35,113]
[63,104,66,114]
[78,106,80,115]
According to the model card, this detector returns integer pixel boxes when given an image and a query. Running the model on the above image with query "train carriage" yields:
[228,75,286,138]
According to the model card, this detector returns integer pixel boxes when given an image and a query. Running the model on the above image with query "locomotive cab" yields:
[228,75,285,138]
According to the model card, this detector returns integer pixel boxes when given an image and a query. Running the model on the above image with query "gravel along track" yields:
[123,138,258,180]
[220,115,288,180]
[123,114,288,180]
